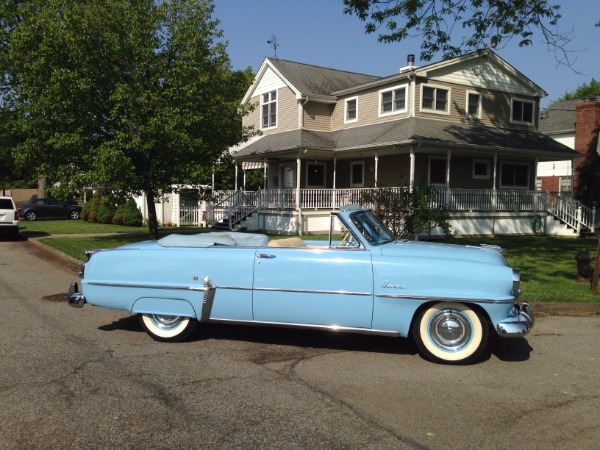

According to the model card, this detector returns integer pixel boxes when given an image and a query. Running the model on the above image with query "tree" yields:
[556,79,600,102]
[343,0,573,64]
[4,0,255,239]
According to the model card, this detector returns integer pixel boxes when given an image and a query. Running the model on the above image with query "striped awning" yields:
[242,161,265,170]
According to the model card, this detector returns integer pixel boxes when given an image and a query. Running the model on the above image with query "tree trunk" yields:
[145,189,160,240]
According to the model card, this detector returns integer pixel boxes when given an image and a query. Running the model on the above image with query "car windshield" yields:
[349,210,394,244]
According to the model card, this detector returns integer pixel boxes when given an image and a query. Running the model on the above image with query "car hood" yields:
[379,240,507,266]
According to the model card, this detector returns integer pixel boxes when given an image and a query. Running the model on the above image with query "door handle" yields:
[256,254,276,259]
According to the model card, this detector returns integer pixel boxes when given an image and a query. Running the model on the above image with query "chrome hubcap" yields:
[428,310,472,351]
[150,314,182,330]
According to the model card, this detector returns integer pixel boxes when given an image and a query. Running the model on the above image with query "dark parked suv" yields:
[0,196,20,238]
[17,198,82,220]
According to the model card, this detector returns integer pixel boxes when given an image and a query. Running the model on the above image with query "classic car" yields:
[68,205,533,364]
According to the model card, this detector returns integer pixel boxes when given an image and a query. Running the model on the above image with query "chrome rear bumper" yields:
[496,303,534,337]
[67,282,86,308]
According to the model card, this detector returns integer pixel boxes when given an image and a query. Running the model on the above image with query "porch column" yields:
[533,158,539,191]
[243,169,246,190]
[492,154,498,211]
[296,157,301,209]
[234,162,238,191]
[445,150,451,206]
[571,157,575,193]
[211,170,215,193]
[409,146,415,192]
[263,158,267,189]
[374,153,379,187]
[333,157,337,209]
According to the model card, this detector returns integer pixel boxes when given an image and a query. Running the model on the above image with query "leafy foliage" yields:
[557,79,600,102]
[362,185,452,239]
[3,0,255,239]
[343,0,568,63]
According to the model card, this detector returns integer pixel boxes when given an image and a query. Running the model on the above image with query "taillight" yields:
[14,211,19,220]
[79,263,85,279]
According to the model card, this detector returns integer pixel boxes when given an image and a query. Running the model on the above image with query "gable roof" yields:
[243,58,382,103]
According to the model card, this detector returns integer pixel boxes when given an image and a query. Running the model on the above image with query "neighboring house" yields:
[537,97,600,196]
[537,99,578,194]
[217,49,593,236]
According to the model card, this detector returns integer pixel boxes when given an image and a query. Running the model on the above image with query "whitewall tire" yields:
[139,314,197,342]
[412,302,489,364]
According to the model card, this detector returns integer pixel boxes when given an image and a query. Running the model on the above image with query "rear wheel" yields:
[139,314,197,342]
[412,302,488,364]
[70,210,80,220]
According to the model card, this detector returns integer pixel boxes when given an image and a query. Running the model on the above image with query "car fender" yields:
[131,297,197,318]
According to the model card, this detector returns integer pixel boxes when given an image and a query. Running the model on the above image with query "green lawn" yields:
[26,220,600,303]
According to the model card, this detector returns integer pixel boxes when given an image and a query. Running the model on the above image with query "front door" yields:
[252,247,374,328]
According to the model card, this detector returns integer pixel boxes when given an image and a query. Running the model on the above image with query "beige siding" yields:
[242,86,299,134]
[414,80,538,130]
[331,84,412,131]
[377,154,411,186]
[303,102,331,131]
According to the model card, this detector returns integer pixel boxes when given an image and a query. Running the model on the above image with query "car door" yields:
[46,199,66,218]
[252,247,374,328]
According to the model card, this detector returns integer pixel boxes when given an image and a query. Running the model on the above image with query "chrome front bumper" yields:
[67,282,86,308]
[496,303,534,337]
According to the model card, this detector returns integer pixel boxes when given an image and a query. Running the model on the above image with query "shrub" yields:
[119,198,143,227]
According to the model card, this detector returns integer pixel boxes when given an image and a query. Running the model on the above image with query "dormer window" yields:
[262,90,277,128]
[511,98,534,125]
[345,97,358,123]
[421,85,449,114]
[379,85,408,116]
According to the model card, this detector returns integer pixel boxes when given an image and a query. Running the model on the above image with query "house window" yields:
[511,98,534,124]
[345,97,358,123]
[350,161,364,187]
[422,85,449,113]
[429,157,447,185]
[500,162,529,188]
[306,162,326,187]
[473,160,490,179]
[379,85,408,115]
[467,91,482,118]
[262,90,277,128]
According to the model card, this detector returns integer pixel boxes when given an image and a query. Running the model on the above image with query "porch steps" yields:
[545,215,581,237]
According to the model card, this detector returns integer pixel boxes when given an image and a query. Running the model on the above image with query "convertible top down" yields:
[68,205,533,364]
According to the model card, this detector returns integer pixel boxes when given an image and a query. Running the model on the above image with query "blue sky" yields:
[213,1,599,108]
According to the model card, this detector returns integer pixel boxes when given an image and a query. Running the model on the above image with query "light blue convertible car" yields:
[68,205,533,364]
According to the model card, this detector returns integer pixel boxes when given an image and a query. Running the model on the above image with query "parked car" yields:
[68,205,533,364]
[18,197,82,220]
[0,196,19,238]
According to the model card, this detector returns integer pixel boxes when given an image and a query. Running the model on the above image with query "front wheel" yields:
[24,211,37,221]
[70,210,80,220]
[412,302,489,365]
[139,314,197,342]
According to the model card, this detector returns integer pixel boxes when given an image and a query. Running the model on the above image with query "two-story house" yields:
[218,49,593,236]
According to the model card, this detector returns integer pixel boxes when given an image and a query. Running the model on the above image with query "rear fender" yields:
[131,297,197,318]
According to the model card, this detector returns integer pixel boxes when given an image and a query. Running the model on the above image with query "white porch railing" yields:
[209,188,596,233]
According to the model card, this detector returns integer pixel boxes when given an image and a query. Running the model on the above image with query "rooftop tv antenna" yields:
[267,34,279,58]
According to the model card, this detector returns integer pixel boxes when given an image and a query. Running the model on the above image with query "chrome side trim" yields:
[375,293,516,304]
[252,287,372,296]
[208,318,401,337]
[87,281,209,291]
